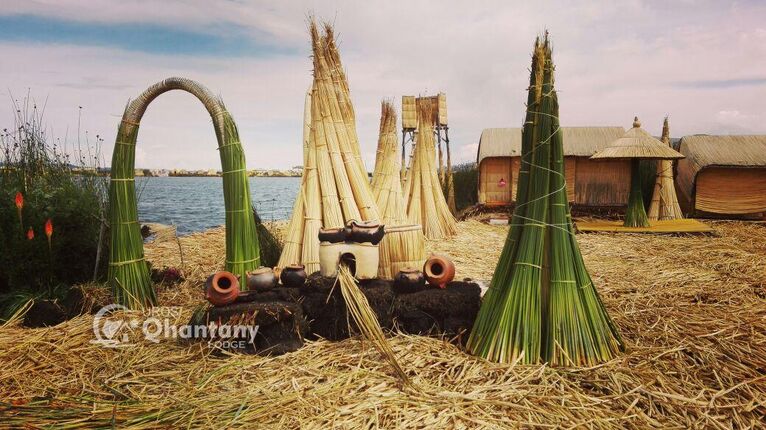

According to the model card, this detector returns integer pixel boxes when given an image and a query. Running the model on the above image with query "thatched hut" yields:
[676,135,766,217]
[476,127,628,206]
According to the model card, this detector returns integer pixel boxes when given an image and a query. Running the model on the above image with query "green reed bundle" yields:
[108,78,260,308]
[467,37,623,366]
[217,111,261,284]
[109,118,155,309]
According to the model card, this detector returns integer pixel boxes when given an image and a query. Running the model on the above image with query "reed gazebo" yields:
[591,117,683,228]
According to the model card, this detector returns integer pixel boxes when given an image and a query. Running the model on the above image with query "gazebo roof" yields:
[591,117,684,160]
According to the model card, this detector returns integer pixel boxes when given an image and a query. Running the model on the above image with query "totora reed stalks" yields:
[467,36,623,366]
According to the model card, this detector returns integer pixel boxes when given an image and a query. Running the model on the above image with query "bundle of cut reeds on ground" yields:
[402,99,457,240]
[277,21,379,274]
[648,116,683,220]
[371,101,426,279]
[467,36,623,366]
[108,78,260,309]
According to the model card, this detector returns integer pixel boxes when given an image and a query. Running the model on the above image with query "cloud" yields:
[0,14,291,57]
[671,78,766,89]
[1,0,765,171]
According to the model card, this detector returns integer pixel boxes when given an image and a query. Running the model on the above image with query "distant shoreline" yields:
[77,168,304,178]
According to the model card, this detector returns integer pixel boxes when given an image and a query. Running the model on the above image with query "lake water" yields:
[136,176,300,235]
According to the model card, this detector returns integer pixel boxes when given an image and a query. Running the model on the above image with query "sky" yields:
[1,0,764,170]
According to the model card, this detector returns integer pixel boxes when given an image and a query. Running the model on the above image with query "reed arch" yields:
[108,77,260,309]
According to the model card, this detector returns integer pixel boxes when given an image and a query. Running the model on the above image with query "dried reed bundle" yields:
[467,37,623,366]
[337,264,410,386]
[277,89,312,270]
[402,99,457,239]
[647,117,683,220]
[108,78,261,308]
[371,101,425,278]
[277,21,379,273]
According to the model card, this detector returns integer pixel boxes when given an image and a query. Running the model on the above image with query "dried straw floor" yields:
[576,218,715,234]
[1,219,764,428]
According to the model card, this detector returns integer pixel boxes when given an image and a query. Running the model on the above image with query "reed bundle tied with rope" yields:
[647,117,684,221]
[402,99,457,240]
[371,101,426,279]
[108,77,261,309]
[277,21,380,274]
[466,36,624,366]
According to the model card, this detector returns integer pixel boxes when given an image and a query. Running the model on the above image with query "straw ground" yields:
[0,218,764,428]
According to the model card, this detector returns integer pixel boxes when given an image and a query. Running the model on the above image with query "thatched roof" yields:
[676,135,766,215]
[477,126,626,165]
[591,117,684,160]
[678,135,766,168]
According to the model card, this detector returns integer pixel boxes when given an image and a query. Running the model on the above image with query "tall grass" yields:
[0,94,107,319]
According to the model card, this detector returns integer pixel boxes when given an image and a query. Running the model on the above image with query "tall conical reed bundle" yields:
[467,37,623,366]
[648,117,684,220]
[277,21,379,273]
[277,88,313,270]
[402,99,457,240]
[337,264,411,386]
[371,101,426,279]
[109,78,260,309]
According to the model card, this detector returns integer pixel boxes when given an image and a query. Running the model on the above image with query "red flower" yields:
[26,227,34,240]
[15,192,24,231]
[45,219,53,238]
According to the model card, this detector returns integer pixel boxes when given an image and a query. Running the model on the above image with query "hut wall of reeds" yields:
[477,127,629,206]
[401,96,417,130]
[676,135,766,216]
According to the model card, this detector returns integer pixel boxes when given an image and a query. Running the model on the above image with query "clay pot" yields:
[393,267,426,294]
[318,227,346,243]
[280,264,307,288]
[205,271,240,306]
[423,254,455,289]
[347,220,385,245]
[246,267,278,292]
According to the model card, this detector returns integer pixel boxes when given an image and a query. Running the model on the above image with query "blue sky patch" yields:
[0,14,293,57]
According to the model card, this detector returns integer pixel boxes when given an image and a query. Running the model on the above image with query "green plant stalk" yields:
[467,36,623,365]
[108,107,261,308]
[216,112,261,286]
[108,118,155,309]
[625,159,649,228]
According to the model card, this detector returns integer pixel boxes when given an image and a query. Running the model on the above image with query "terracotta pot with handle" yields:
[205,271,240,306]
[423,254,455,289]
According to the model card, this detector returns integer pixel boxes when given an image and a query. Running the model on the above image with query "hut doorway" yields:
[479,157,513,206]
